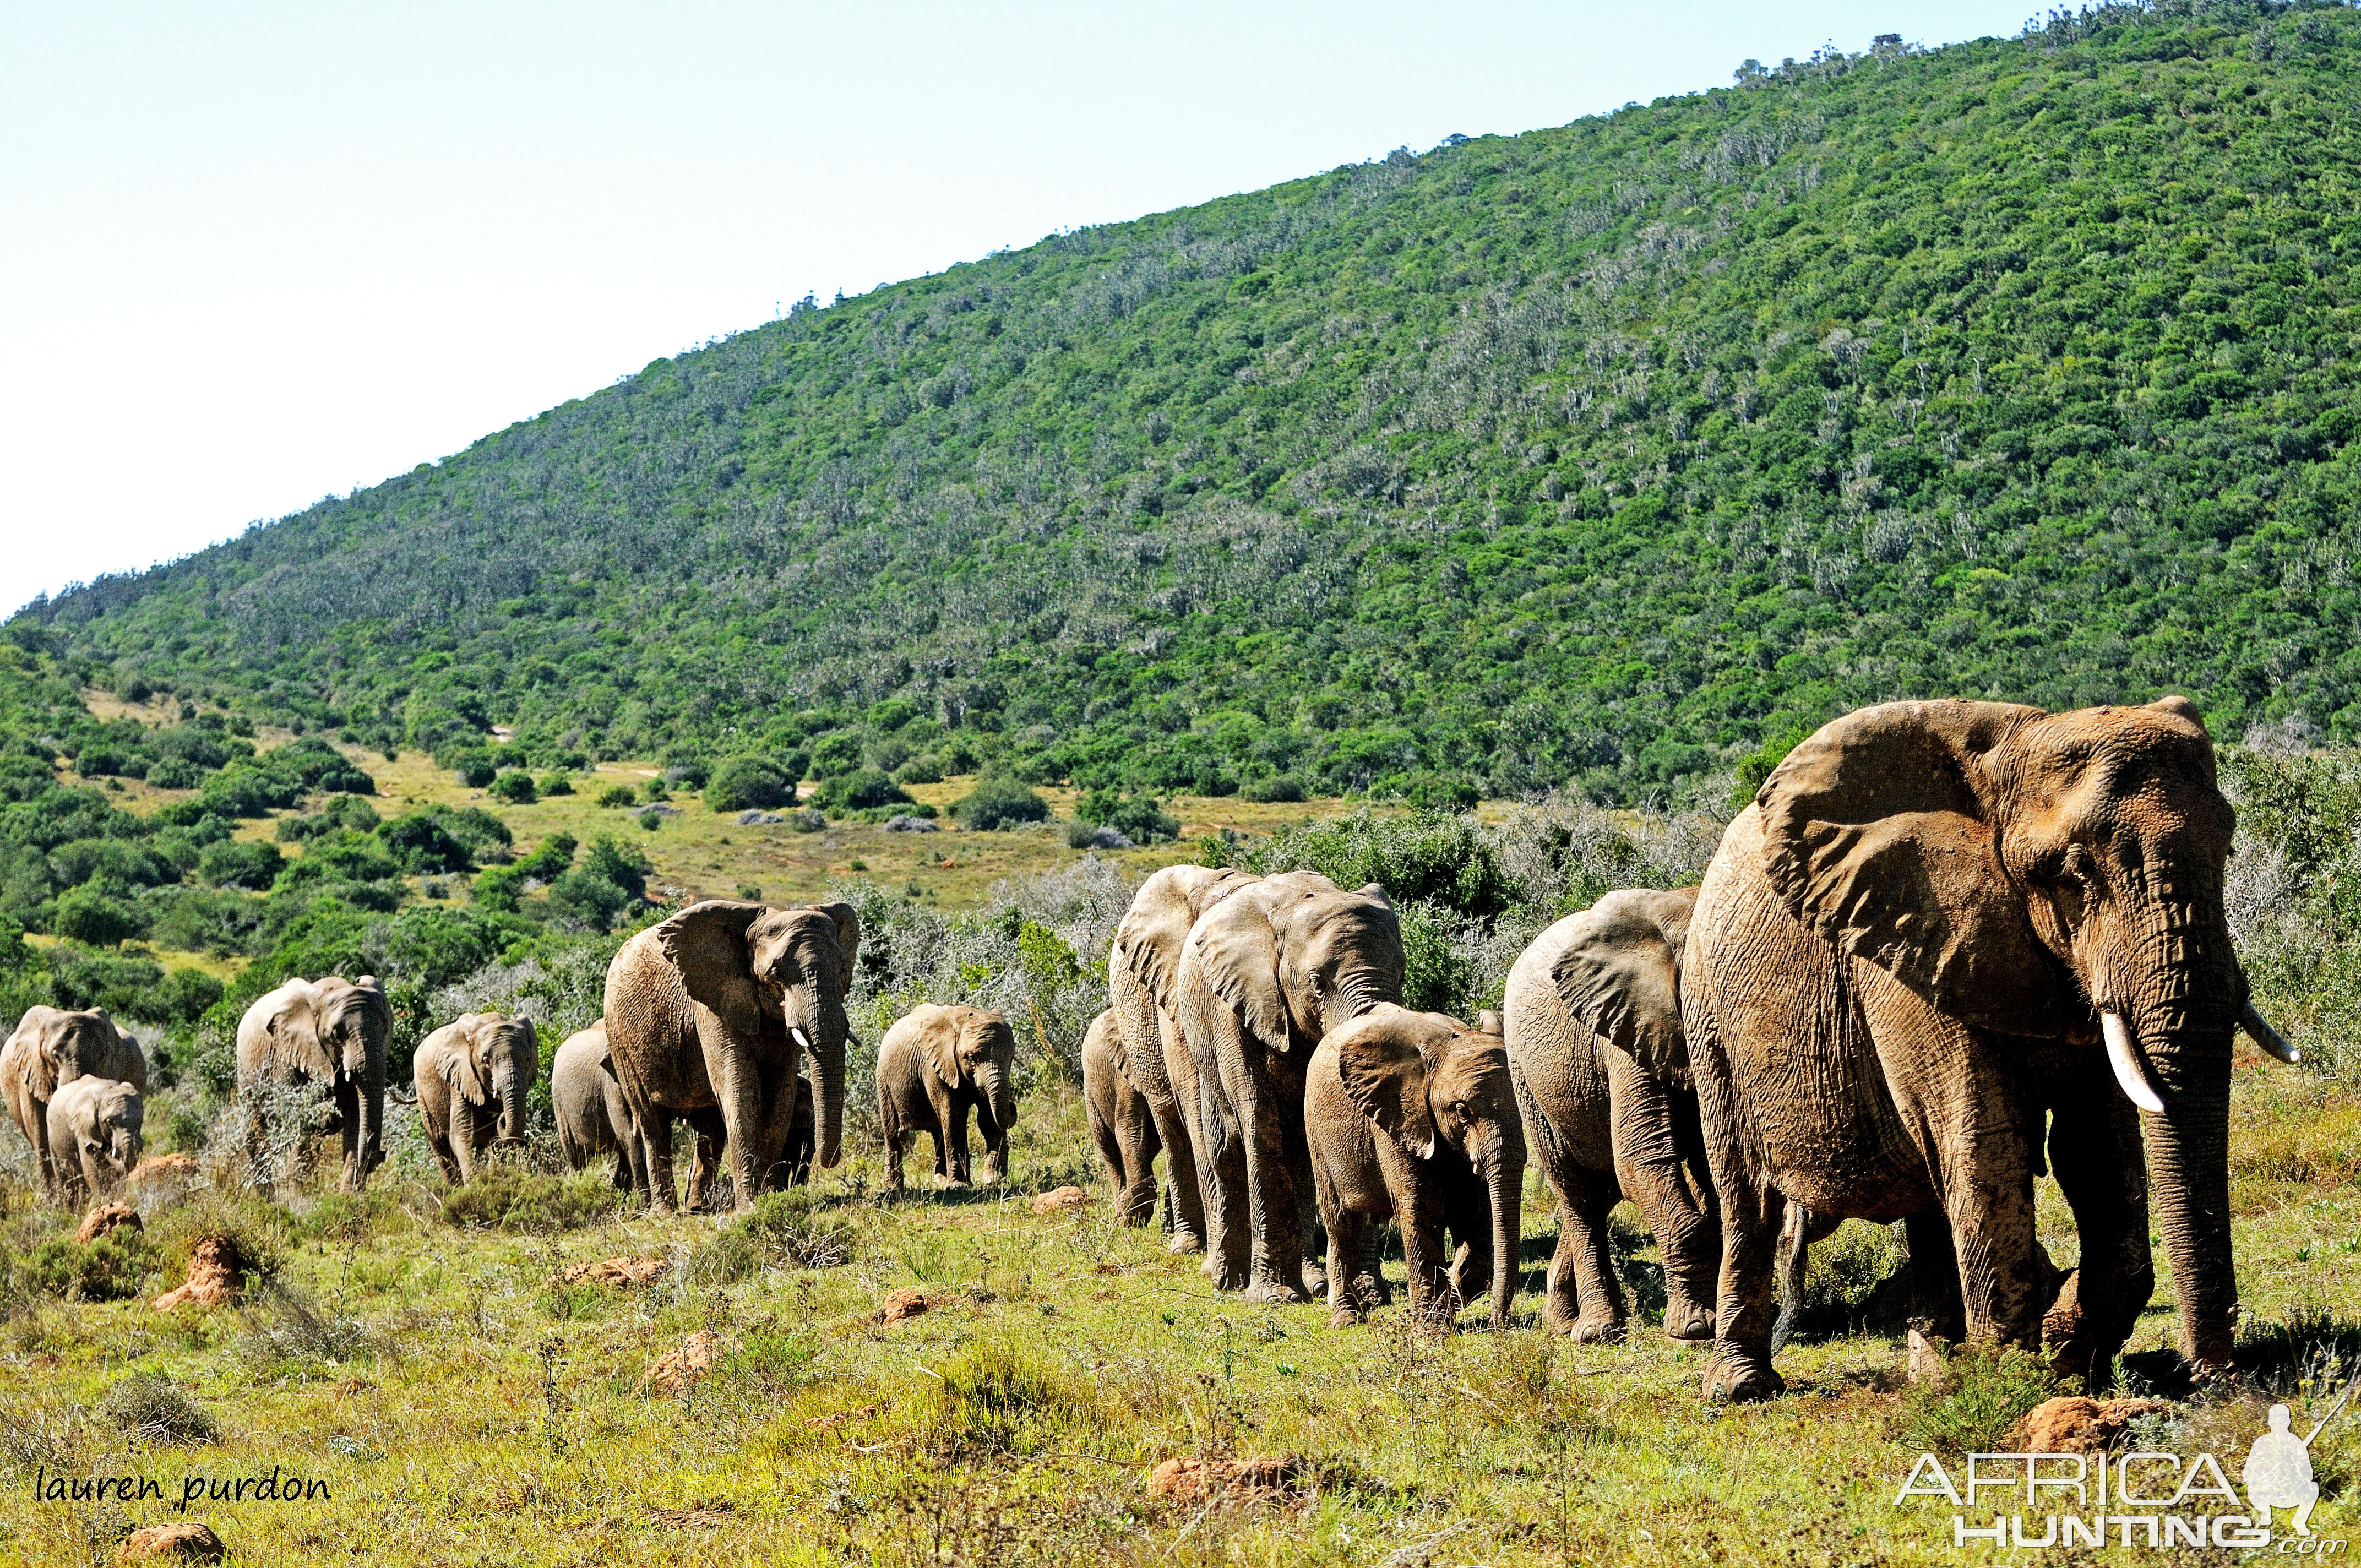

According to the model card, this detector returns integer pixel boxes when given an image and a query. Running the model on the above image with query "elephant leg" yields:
[942,1096,972,1188]
[1401,1195,1455,1329]
[1558,1167,1626,1343]
[1935,1123,2043,1353]
[451,1103,482,1184]
[2043,1092,2153,1391]
[1194,1068,1252,1291]
[1325,1206,1369,1326]
[746,1060,797,1204]
[1154,1012,1209,1254]
[1116,1107,1159,1225]
[1514,1074,1592,1337]
[639,1102,680,1212]
[426,1112,465,1188]
[1359,1217,1390,1307]
[1222,1042,1310,1305]
[1088,1091,1129,1200]
[1702,1170,1788,1402]
[1903,1208,1967,1381]
[883,1111,908,1193]
[679,1109,725,1210]
[1610,1056,1720,1342]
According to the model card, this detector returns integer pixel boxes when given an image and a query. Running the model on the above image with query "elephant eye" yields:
[1450,1100,1471,1119]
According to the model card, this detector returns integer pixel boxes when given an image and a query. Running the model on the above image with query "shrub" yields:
[1242,774,1307,803]
[443,749,498,788]
[1240,808,1516,921]
[490,771,538,804]
[27,1229,156,1300]
[1074,787,1179,845]
[596,783,639,808]
[98,1375,216,1445]
[704,756,795,813]
[1895,1347,2059,1453]
[51,884,146,946]
[199,838,284,890]
[538,772,575,796]
[635,809,663,832]
[822,769,913,812]
[437,1167,625,1231]
[377,812,477,874]
[659,748,710,788]
[790,808,827,833]
[810,734,863,778]
[297,1190,407,1243]
[896,755,944,785]
[953,778,1050,831]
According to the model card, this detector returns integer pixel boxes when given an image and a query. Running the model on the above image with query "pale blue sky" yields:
[1,2,2036,614]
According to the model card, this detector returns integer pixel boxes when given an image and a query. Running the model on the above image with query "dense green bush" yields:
[1074,788,1180,845]
[489,771,537,804]
[820,769,913,813]
[437,1167,625,1231]
[953,778,1049,832]
[704,755,796,813]
[199,838,283,890]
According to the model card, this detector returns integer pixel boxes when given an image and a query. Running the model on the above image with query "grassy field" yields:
[1,1059,2354,1565]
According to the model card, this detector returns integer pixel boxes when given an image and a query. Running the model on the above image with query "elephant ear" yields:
[1552,888,1698,1086]
[654,901,766,1033]
[1185,896,1289,1048]
[1475,1009,1504,1037]
[258,988,336,1082]
[1118,869,1237,1010]
[1333,1007,1437,1161]
[1756,699,2069,1033]
[809,901,861,992]
[928,1010,967,1089]
[442,1022,492,1107]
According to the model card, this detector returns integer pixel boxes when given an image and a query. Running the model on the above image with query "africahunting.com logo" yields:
[1896,1382,2352,1554]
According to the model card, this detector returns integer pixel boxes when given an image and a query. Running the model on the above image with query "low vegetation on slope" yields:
[22,1,2361,803]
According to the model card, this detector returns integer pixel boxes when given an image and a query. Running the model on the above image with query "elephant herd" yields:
[0,698,2302,1402]
[1081,697,2302,1400]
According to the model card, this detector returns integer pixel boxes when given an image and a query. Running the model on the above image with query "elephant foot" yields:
[1203,1256,1250,1292]
[1663,1300,1716,1342]
[1359,1273,1392,1310]
[939,1177,970,1191]
[1569,1313,1626,1346]
[1299,1260,1327,1297]
[1329,1304,1364,1330]
[1705,1350,1786,1403]
[1166,1228,1205,1256]
[1244,1276,1310,1306]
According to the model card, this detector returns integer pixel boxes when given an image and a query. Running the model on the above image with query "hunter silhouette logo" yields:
[1895,1371,2358,1552]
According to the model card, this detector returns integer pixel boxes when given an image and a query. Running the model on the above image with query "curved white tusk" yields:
[790,1026,812,1053]
[2241,1003,2301,1065]
[2102,1011,2167,1114]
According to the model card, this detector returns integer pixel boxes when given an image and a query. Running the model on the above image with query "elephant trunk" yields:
[788,984,846,1169]
[2108,902,2242,1373]
[2143,1024,2238,1371]
[1486,1138,1526,1330]
[356,1053,385,1191]
[497,1062,526,1145]
[976,1059,1016,1137]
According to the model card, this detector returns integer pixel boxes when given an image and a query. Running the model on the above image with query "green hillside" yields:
[21,1,2361,801]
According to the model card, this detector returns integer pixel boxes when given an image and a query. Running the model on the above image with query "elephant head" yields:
[932,1007,1019,1139]
[1549,888,1699,1088]
[1188,872,1405,1049]
[73,1079,144,1192]
[32,1008,145,1098]
[445,1013,538,1145]
[1332,1003,1528,1327]
[1756,695,2268,1370]
[657,900,859,1169]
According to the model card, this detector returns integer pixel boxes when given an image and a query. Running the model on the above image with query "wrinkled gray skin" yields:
[877,1004,1019,1189]
[552,1022,648,1195]
[1308,1005,1528,1331]
[603,900,858,1214]
[1109,865,1258,1254]
[1082,1008,1161,1223]
[1174,871,1406,1304]
[45,1076,144,1205]
[1687,696,2279,1402]
[236,976,392,1191]
[1504,888,1721,1343]
[2,1005,148,1195]
[414,1012,538,1185]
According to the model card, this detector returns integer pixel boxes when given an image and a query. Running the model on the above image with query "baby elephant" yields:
[1081,1009,1162,1224]
[414,1012,538,1185]
[877,1004,1018,1190]
[46,1077,143,1205]
[1308,1004,1528,1330]
[552,1022,648,1196]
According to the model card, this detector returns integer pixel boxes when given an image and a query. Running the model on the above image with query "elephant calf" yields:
[46,1076,143,1206]
[877,1004,1018,1190]
[3,1005,148,1195]
[553,1023,649,1195]
[414,1012,538,1185]
[1307,1004,1528,1330]
[1082,1009,1161,1224]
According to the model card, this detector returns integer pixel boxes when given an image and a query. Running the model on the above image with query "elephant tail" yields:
[387,1086,418,1107]
[1771,1199,1813,1352]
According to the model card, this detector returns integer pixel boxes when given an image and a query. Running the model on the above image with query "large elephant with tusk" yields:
[1684,696,2294,1401]
[603,900,858,1212]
